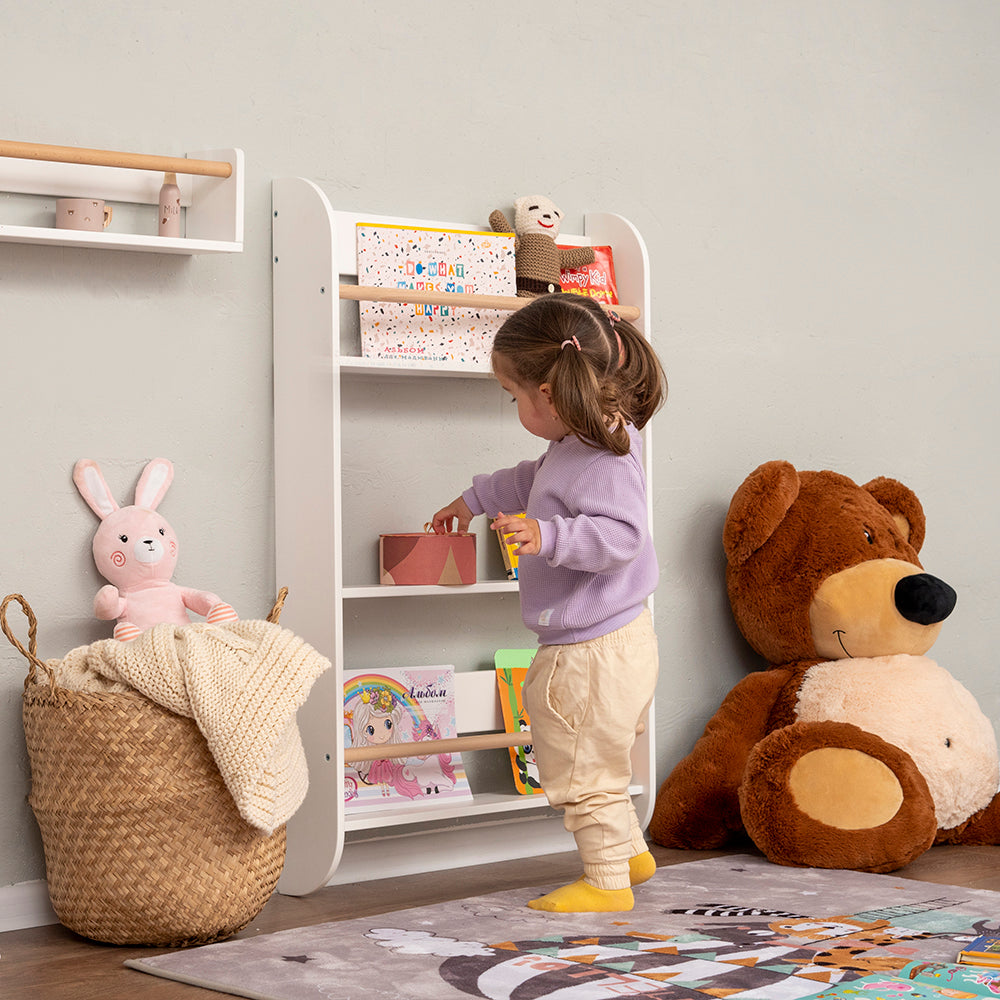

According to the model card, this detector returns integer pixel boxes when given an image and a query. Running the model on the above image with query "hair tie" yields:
[606,309,620,327]
[561,336,582,351]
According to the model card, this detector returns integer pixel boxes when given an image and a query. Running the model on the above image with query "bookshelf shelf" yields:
[344,581,517,599]
[271,177,655,893]
[344,784,645,834]
[338,356,493,378]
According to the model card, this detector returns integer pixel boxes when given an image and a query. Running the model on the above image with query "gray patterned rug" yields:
[126,855,1000,999]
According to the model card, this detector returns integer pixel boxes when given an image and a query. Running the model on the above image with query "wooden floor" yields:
[4,843,1000,999]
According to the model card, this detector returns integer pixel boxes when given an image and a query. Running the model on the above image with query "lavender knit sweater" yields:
[463,424,658,644]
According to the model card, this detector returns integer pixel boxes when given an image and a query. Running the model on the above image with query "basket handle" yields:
[266,586,288,625]
[0,594,57,693]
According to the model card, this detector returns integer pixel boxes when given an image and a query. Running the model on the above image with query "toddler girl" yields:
[431,292,666,912]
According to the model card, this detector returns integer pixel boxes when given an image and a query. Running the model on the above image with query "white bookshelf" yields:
[271,177,655,894]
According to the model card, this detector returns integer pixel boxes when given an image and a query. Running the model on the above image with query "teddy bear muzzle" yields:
[894,572,957,626]
[809,559,955,660]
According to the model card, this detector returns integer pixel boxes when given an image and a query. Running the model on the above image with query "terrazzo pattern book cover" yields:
[356,223,515,368]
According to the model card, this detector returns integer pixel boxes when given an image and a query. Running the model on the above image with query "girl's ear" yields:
[538,382,559,416]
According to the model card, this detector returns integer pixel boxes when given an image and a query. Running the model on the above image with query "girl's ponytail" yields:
[491,293,666,454]
[549,340,631,455]
[612,319,667,430]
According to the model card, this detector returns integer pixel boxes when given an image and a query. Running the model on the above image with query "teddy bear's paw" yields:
[938,792,1000,846]
[649,768,747,850]
[739,721,937,873]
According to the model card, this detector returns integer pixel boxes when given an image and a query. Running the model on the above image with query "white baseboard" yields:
[0,879,58,933]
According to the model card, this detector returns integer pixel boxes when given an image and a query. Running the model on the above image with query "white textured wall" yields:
[2,1,998,887]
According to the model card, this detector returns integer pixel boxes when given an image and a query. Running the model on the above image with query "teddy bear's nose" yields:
[895,572,957,626]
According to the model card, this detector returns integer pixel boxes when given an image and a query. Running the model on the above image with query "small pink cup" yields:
[56,198,113,232]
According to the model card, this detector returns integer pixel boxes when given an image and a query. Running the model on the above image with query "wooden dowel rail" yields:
[0,140,232,179]
[341,283,641,323]
[344,730,531,764]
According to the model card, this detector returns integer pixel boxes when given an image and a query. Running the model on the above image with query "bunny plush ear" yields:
[73,459,119,521]
[134,458,174,511]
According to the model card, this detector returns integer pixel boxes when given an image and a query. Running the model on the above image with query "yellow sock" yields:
[527,878,634,913]
[629,850,656,886]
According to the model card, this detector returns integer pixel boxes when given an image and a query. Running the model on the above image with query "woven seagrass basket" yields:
[2,592,289,947]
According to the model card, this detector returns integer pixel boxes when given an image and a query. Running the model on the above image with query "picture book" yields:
[959,933,1000,967]
[494,649,541,795]
[356,223,515,367]
[495,511,526,581]
[558,244,618,306]
[808,961,1000,998]
[343,665,473,811]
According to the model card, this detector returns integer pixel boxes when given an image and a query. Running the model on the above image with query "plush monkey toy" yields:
[489,196,596,297]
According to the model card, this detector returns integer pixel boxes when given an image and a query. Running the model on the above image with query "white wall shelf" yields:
[271,177,655,894]
[0,146,244,254]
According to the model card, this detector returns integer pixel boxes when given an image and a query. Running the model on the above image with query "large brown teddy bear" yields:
[650,460,1000,873]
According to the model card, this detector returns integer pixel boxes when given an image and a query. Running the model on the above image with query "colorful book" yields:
[809,962,1000,998]
[959,933,1000,967]
[495,511,526,581]
[356,223,515,367]
[558,244,618,306]
[494,650,541,795]
[343,665,473,811]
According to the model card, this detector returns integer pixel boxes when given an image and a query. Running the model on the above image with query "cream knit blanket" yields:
[40,620,331,835]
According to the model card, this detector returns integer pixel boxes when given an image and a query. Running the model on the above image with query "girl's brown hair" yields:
[491,293,666,456]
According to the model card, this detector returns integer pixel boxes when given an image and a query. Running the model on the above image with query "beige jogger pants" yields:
[522,609,659,891]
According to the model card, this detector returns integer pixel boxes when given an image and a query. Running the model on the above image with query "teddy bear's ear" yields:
[723,460,800,567]
[863,476,926,553]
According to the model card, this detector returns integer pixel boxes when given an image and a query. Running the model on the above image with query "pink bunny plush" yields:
[73,457,238,641]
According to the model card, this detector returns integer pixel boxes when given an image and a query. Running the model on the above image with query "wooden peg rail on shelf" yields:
[343,730,531,765]
[340,283,641,322]
[0,139,233,178]
[0,139,244,254]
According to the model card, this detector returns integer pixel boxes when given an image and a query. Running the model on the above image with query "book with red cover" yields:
[558,244,618,306]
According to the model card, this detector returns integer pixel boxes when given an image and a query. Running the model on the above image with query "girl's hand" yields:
[431,496,474,534]
[491,512,542,556]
